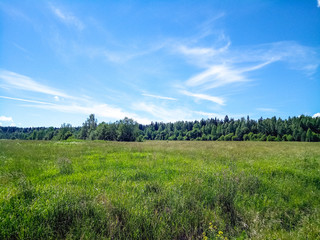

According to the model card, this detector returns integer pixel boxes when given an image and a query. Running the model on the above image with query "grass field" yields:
[0,140,320,239]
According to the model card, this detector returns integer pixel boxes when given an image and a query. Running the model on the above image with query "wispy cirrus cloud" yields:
[176,37,319,103]
[231,41,319,75]
[185,60,276,90]
[70,40,166,64]
[0,70,72,99]
[142,93,177,101]
[180,90,225,105]
[49,3,84,30]
[176,40,231,68]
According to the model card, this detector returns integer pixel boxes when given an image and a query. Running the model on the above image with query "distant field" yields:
[0,140,319,239]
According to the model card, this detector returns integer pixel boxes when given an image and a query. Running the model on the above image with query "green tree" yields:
[306,128,312,142]
[117,117,138,141]
[80,114,97,140]
[57,123,73,140]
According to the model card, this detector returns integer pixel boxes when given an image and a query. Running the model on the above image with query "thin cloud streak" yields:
[12,42,30,54]
[49,3,84,30]
[180,90,225,105]
[0,70,73,99]
[177,41,230,58]
[0,95,54,105]
[142,93,177,101]
[241,59,277,72]
[73,41,166,64]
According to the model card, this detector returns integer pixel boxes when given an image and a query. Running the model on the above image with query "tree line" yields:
[1,114,320,142]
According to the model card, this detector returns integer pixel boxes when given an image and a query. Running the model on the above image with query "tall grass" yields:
[0,140,319,239]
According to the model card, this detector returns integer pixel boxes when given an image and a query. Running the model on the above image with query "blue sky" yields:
[0,0,319,127]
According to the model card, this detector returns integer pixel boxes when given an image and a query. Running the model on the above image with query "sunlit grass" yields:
[0,140,319,239]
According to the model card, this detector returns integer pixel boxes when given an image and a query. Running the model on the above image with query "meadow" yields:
[0,140,319,239]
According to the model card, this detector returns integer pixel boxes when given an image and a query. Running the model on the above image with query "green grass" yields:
[0,140,320,239]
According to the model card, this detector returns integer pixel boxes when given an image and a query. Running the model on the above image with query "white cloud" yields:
[313,113,320,118]
[0,115,15,126]
[318,0,320,7]
[142,93,177,101]
[0,116,13,122]
[49,4,84,30]
[0,70,73,99]
[54,96,60,101]
[180,90,225,105]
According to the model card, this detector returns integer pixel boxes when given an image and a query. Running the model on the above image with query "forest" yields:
[1,114,320,142]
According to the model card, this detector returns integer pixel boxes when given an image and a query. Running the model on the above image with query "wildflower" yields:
[209,222,213,231]
[218,231,223,235]
[202,232,208,240]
